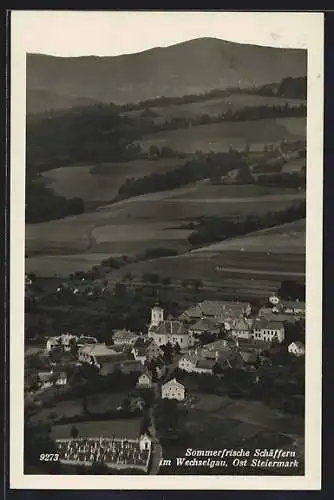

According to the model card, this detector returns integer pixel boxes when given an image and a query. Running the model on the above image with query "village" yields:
[24,275,305,475]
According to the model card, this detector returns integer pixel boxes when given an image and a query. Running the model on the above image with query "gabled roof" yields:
[139,371,152,381]
[231,317,252,331]
[180,300,250,321]
[162,378,185,390]
[289,341,305,348]
[133,337,153,350]
[281,300,305,310]
[238,350,257,364]
[253,319,284,330]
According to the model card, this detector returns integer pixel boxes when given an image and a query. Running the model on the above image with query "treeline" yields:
[117,150,246,199]
[120,76,307,112]
[187,201,306,246]
[26,179,84,223]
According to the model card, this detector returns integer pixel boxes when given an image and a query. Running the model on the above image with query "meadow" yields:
[140,117,306,154]
[123,93,306,121]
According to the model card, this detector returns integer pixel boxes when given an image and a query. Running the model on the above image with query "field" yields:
[41,158,186,202]
[51,418,142,440]
[101,220,305,298]
[123,93,306,121]
[159,392,304,475]
[25,183,305,278]
[140,117,306,154]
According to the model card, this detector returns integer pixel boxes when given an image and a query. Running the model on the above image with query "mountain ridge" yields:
[27,37,307,114]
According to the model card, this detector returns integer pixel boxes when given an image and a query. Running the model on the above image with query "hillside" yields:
[26,37,307,113]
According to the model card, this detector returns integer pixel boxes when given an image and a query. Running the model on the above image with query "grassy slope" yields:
[140,117,306,153]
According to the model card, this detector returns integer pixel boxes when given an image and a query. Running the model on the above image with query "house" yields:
[188,317,220,337]
[179,347,226,375]
[38,370,67,389]
[288,341,305,357]
[78,343,129,367]
[230,317,252,340]
[252,319,285,343]
[281,300,305,317]
[139,433,151,451]
[136,371,153,389]
[131,338,163,366]
[193,358,220,375]
[113,329,139,346]
[178,350,199,372]
[179,300,251,329]
[257,306,298,324]
[161,378,186,401]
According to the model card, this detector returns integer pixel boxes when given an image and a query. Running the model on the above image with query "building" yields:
[281,300,305,317]
[77,336,98,348]
[38,370,67,389]
[179,300,251,329]
[148,316,195,350]
[78,343,129,368]
[148,356,167,379]
[136,371,152,389]
[188,317,221,337]
[257,306,298,325]
[131,337,163,365]
[252,319,285,343]
[230,317,253,340]
[113,329,139,346]
[161,378,186,401]
[288,341,305,357]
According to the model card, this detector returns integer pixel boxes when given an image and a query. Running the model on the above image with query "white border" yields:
[10,10,324,490]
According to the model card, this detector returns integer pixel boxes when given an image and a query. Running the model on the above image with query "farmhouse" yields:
[131,337,163,365]
[46,333,79,352]
[288,341,305,357]
[113,329,139,346]
[136,371,153,389]
[252,319,285,343]
[161,378,186,401]
[179,300,251,329]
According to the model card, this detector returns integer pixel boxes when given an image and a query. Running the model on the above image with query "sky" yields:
[11,10,318,57]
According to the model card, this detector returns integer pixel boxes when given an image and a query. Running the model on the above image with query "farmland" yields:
[25,184,305,278]
[140,117,306,154]
[40,158,187,203]
[123,93,306,121]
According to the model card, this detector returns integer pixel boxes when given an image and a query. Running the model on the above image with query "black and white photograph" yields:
[10,10,323,490]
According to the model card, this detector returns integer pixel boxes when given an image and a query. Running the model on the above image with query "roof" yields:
[195,359,217,370]
[231,317,252,331]
[133,337,153,350]
[282,300,305,310]
[79,343,125,357]
[95,353,129,364]
[180,300,250,321]
[201,339,233,353]
[139,371,152,381]
[113,329,138,341]
[189,317,220,332]
[180,350,199,365]
[257,308,298,324]
[253,319,284,330]
[162,378,185,390]
[289,341,305,348]
[154,320,187,336]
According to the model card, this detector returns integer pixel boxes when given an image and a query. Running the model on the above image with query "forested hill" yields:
[27,37,306,113]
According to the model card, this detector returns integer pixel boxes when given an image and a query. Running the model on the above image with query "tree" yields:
[236,164,254,184]
[71,426,79,439]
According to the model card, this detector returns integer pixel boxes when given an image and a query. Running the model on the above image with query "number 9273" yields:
[39,453,59,462]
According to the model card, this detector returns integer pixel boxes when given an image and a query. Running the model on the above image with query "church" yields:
[147,305,195,350]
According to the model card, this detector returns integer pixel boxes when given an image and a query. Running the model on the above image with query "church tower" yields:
[150,305,164,328]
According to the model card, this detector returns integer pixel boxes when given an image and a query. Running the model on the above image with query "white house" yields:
[136,371,152,389]
[161,378,186,401]
[139,433,152,452]
[252,319,285,343]
[288,341,305,357]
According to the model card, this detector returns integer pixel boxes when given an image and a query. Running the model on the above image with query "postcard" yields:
[10,10,323,490]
